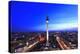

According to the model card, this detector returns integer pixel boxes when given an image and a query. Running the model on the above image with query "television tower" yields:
[46,16,49,47]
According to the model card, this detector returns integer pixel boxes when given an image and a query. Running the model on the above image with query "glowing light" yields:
[37,23,77,31]
[49,23,77,30]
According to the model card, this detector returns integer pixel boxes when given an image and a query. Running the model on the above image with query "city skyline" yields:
[9,1,78,32]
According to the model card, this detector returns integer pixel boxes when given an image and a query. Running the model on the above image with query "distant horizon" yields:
[11,28,78,33]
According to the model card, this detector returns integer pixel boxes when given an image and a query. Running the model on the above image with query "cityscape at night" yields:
[9,1,78,53]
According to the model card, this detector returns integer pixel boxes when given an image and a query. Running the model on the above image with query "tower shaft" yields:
[46,16,49,46]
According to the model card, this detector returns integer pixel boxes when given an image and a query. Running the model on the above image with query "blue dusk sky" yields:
[9,1,78,32]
